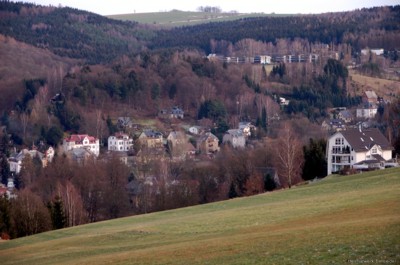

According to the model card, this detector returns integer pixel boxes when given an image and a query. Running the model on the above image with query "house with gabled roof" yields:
[238,122,253,137]
[326,128,394,175]
[357,90,378,119]
[138,129,163,149]
[338,110,353,123]
[62,134,100,157]
[108,132,134,152]
[223,129,246,148]
[197,132,219,154]
[159,106,184,119]
[363,90,378,106]
[8,146,54,174]
[167,131,195,159]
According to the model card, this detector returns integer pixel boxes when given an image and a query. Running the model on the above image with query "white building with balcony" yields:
[326,128,393,175]
[108,132,134,152]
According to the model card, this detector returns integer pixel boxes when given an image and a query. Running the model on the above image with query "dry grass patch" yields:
[349,71,400,100]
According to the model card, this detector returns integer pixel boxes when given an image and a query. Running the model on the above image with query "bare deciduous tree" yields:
[275,123,304,188]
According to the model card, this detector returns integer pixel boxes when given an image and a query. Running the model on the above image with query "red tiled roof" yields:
[114,132,129,139]
[65,134,98,144]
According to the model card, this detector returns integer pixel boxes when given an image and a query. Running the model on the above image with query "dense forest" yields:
[0,1,151,63]
[151,6,400,53]
[1,2,399,64]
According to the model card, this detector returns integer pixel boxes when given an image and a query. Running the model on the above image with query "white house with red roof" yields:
[63,134,100,157]
[108,132,134,152]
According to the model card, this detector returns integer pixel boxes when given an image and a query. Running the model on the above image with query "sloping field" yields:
[108,10,289,27]
[1,168,399,264]
[349,71,400,101]
[0,34,78,110]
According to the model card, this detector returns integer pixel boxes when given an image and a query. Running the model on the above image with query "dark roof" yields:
[198,132,219,143]
[341,128,392,152]
[372,154,386,162]
[143,130,163,138]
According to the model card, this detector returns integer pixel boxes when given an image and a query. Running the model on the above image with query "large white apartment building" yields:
[326,128,393,175]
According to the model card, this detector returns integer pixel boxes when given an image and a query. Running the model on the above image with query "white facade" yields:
[239,122,252,137]
[188,126,201,135]
[327,129,393,175]
[63,134,100,157]
[356,108,377,119]
[108,133,133,152]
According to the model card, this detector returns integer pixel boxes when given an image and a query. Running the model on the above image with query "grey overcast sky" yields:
[27,0,400,15]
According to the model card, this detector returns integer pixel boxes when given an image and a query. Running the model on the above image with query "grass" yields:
[108,10,293,28]
[349,70,400,101]
[1,167,399,264]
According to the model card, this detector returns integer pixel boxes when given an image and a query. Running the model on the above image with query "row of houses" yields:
[207,53,320,64]
[322,90,383,132]
[55,121,255,162]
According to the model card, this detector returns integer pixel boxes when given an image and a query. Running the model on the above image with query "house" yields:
[66,147,96,163]
[188,126,204,135]
[279,97,290,106]
[356,107,377,119]
[309,54,319,63]
[238,122,252,137]
[321,119,345,132]
[138,130,163,149]
[103,151,133,166]
[197,132,219,154]
[108,132,134,152]
[357,90,379,118]
[254,55,272,64]
[361,48,384,56]
[117,117,134,128]
[326,128,394,175]
[42,146,55,167]
[63,134,100,157]
[362,91,378,106]
[167,131,195,159]
[338,110,353,123]
[0,178,17,199]
[167,131,186,147]
[223,129,246,148]
[159,106,184,119]
[8,149,44,174]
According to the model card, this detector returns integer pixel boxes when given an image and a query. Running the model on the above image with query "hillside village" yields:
[2,86,398,201]
[0,2,399,240]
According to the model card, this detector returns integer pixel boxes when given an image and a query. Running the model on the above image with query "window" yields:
[332,146,340,154]
[335,138,341,145]
[371,147,377,154]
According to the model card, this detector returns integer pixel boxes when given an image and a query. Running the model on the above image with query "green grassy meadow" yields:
[108,10,291,27]
[1,168,399,264]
